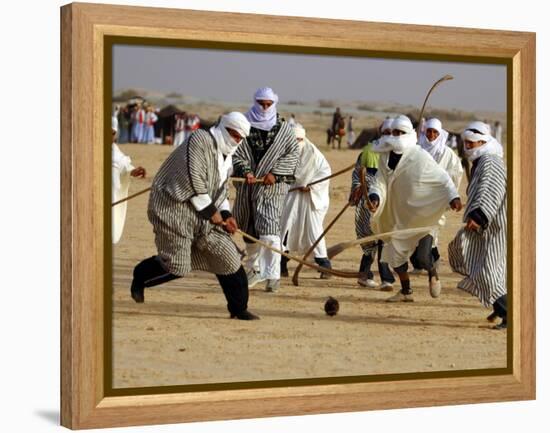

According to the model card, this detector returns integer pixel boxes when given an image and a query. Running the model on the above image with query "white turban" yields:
[461,121,503,162]
[380,117,394,133]
[210,111,251,156]
[425,118,443,133]
[372,118,395,152]
[391,114,414,134]
[383,114,417,153]
[220,112,251,138]
[419,117,448,162]
[463,121,491,137]
[254,87,279,104]
[245,87,279,131]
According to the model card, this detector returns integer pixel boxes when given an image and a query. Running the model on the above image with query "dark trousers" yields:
[281,254,332,274]
[409,235,437,271]
[493,294,507,318]
[360,242,395,283]
[393,236,437,294]
[132,256,249,315]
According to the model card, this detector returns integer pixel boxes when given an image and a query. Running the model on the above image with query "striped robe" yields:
[147,129,241,276]
[448,154,507,307]
[232,121,299,236]
[351,153,377,255]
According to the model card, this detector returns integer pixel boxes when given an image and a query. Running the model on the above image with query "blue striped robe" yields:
[448,154,507,307]
[232,121,299,237]
[147,129,242,276]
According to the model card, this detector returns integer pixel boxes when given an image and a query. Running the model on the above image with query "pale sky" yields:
[113,44,506,113]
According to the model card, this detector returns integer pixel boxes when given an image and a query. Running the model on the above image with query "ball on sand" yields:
[324,297,339,316]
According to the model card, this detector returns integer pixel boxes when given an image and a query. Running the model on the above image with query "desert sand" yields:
[112,114,506,389]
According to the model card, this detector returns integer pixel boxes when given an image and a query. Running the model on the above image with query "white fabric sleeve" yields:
[219,199,231,212]
[369,173,383,198]
[190,194,213,211]
[112,144,134,173]
[445,177,460,202]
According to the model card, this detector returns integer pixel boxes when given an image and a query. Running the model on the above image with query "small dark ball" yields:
[324,297,339,316]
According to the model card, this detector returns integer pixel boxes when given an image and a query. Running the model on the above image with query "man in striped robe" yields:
[448,121,507,329]
[368,115,463,302]
[130,112,260,320]
[233,87,299,293]
[350,118,395,290]
[411,118,464,273]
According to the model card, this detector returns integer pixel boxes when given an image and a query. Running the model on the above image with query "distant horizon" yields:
[112,88,506,116]
[113,45,507,113]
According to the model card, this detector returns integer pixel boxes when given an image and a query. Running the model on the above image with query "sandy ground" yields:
[112,121,507,389]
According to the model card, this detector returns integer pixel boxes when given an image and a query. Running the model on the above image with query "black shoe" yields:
[315,257,332,279]
[494,316,507,330]
[130,279,145,303]
[230,310,260,320]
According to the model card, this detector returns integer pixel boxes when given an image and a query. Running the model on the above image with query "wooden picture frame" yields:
[61,2,536,429]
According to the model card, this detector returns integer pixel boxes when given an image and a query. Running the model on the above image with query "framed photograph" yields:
[61,2,535,429]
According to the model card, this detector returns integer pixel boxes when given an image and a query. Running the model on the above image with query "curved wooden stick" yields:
[417,75,454,137]
[291,201,352,286]
[288,162,356,192]
[326,225,439,259]
[237,229,360,279]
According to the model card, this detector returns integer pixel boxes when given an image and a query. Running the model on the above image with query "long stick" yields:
[288,162,356,192]
[231,176,265,184]
[417,75,454,137]
[291,201,352,286]
[326,225,439,259]
[111,176,264,207]
[112,187,151,206]
[237,229,360,279]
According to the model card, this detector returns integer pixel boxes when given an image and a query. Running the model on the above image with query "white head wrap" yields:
[245,87,279,131]
[371,117,395,152]
[461,121,503,162]
[419,117,449,163]
[392,115,414,134]
[210,111,251,156]
[381,117,394,133]
[425,117,442,132]
[383,115,417,153]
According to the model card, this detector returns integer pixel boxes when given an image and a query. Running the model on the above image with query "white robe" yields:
[435,146,463,189]
[280,138,331,257]
[370,146,458,268]
[112,143,134,244]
